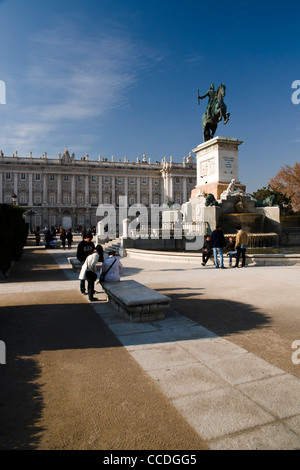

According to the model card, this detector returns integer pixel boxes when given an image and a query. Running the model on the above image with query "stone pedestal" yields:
[191,136,245,200]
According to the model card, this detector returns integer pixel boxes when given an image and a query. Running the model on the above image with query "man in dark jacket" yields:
[211,225,226,269]
[76,232,95,293]
[201,235,213,266]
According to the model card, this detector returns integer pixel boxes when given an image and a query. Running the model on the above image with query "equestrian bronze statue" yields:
[198,83,230,142]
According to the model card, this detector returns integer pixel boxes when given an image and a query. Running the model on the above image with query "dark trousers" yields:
[87,281,95,300]
[202,249,213,265]
[235,247,246,267]
[81,279,96,297]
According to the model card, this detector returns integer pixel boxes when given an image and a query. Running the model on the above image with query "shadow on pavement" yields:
[157,288,272,338]
[0,241,270,450]
[0,300,123,449]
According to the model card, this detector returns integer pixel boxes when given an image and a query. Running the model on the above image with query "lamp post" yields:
[12,193,17,205]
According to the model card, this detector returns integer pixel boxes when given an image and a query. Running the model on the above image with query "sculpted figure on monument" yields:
[198,83,230,142]
[255,194,277,207]
[198,83,216,120]
[205,193,219,207]
[224,178,244,196]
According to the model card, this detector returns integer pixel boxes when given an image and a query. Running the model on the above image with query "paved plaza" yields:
[1,235,300,450]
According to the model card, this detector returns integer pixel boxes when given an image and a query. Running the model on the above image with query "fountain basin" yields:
[224,233,279,248]
[220,212,265,234]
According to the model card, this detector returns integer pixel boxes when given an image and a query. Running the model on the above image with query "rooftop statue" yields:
[198,83,230,142]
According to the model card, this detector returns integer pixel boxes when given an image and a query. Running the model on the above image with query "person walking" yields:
[79,245,104,301]
[76,232,95,294]
[234,225,248,268]
[211,225,226,269]
[201,235,213,266]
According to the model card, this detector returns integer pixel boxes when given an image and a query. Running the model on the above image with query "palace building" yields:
[0,147,196,231]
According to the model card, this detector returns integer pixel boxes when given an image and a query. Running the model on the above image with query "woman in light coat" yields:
[100,250,123,283]
[79,245,103,300]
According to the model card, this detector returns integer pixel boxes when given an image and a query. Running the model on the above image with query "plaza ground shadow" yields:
[0,291,271,449]
[156,287,272,338]
[0,300,123,450]
[0,242,271,449]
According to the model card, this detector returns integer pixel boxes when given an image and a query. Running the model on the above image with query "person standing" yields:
[33,228,41,246]
[226,236,237,267]
[234,225,248,268]
[201,235,213,266]
[60,228,67,250]
[66,228,73,249]
[79,245,104,301]
[211,225,226,269]
[76,232,95,294]
[44,230,53,249]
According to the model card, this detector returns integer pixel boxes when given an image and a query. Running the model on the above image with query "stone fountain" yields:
[182,136,281,248]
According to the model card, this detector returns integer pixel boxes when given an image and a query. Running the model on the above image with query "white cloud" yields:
[0,16,155,155]
[26,24,139,118]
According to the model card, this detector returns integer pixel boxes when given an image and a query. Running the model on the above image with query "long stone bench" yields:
[67,257,104,272]
[100,279,171,322]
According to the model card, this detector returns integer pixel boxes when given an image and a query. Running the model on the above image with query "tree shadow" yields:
[156,288,272,338]
[0,301,123,449]
[120,267,144,277]
[0,245,272,450]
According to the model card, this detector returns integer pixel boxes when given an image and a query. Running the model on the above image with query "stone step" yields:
[102,238,121,256]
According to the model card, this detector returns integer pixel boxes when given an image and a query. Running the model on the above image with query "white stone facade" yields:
[0,148,196,231]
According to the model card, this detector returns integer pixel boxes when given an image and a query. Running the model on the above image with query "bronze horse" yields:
[201,84,230,142]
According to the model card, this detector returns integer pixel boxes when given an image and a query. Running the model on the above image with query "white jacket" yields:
[79,252,101,280]
[101,256,123,282]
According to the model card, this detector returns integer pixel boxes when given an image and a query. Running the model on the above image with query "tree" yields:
[251,186,293,214]
[269,163,300,212]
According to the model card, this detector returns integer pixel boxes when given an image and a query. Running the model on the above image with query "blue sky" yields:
[0,0,300,193]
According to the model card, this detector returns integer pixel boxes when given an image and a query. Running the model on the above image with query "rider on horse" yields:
[198,83,230,141]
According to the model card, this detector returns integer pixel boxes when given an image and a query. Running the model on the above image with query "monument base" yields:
[191,136,244,200]
[191,182,246,200]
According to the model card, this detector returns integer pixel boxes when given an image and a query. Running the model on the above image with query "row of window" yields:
[4,173,158,184]
[4,193,183,206]
[24,214,97,228]
[3,173,194,184]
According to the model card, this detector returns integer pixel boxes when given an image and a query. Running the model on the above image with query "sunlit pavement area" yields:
[1,235,300,450]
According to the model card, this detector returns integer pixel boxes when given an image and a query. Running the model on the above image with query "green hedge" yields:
[0,204,28,275]
[281,215,300,227]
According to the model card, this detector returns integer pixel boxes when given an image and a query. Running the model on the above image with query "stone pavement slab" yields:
[0,244,209,451]
[238,374,300,419]
[2,239,299,450]
[172,387,275,441]
[48,245,300,450]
